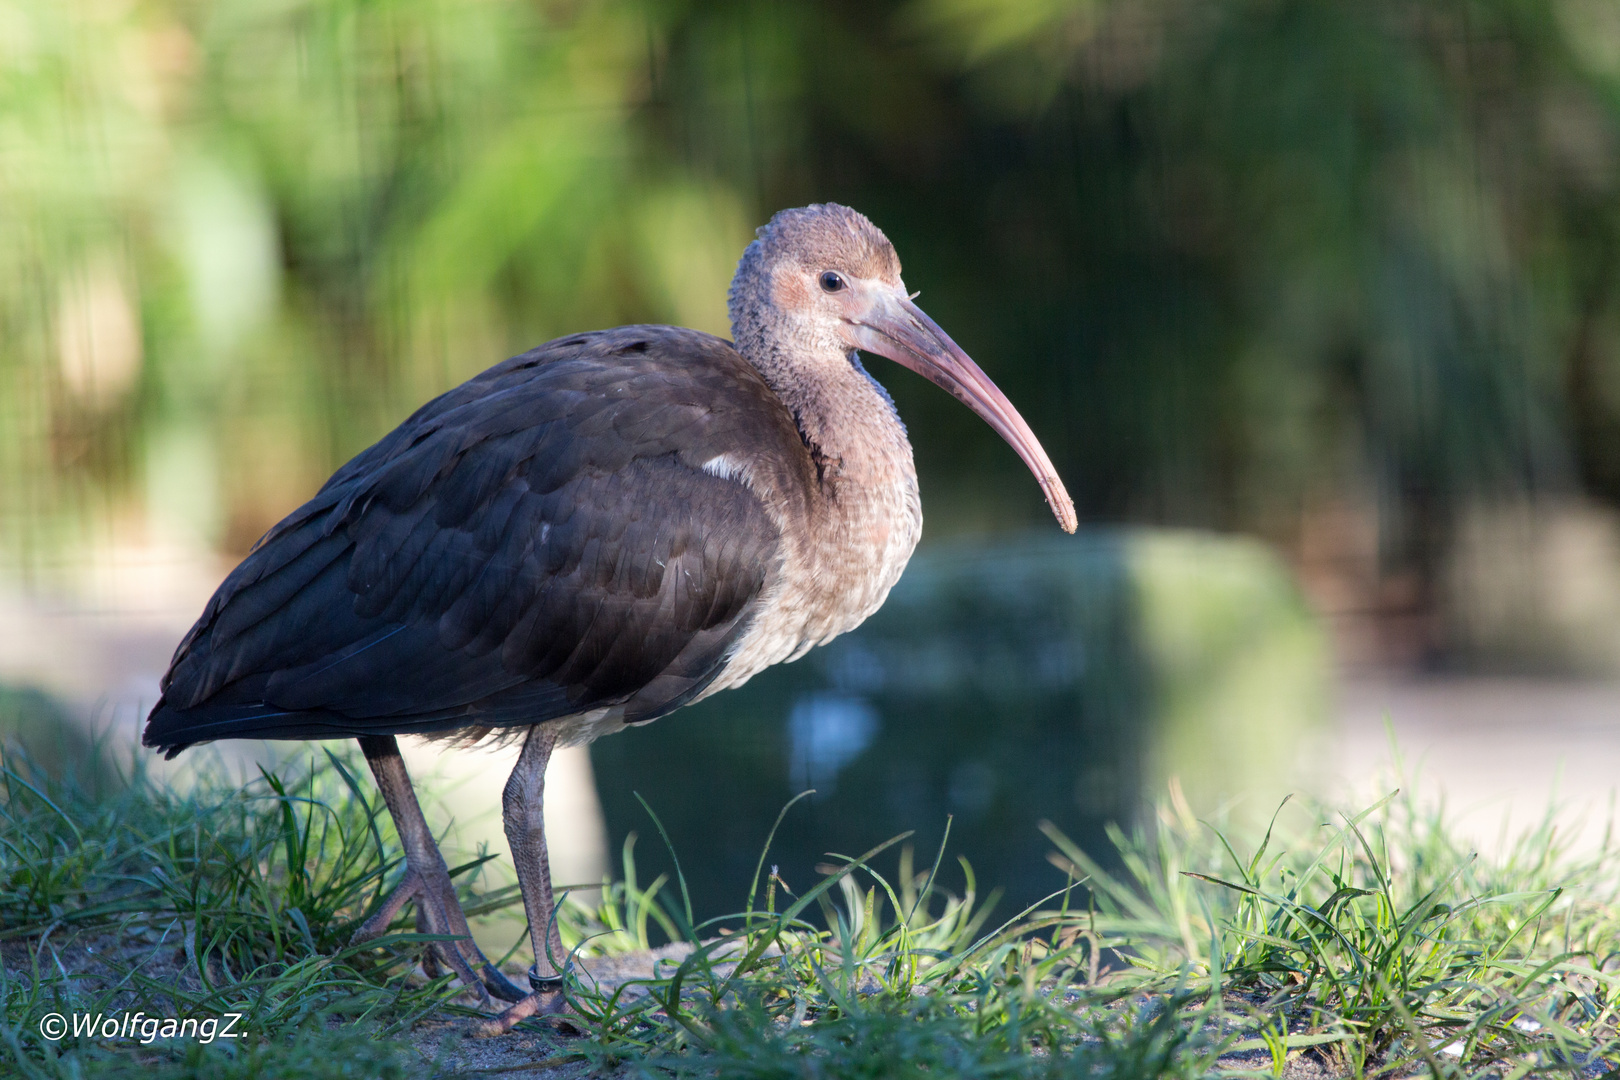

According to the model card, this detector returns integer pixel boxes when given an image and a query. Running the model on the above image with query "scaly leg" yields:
[475,723,569,1035]
[351,734,528,1004]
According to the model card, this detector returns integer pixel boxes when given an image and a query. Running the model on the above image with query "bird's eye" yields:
[819,271,846,293]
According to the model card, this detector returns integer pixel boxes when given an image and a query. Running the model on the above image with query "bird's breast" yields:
[698,434,922,699]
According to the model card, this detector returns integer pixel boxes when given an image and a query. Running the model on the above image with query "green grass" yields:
[1042,786,1620,1077]
[3,738,1617,1079]
[0,741,497,1077]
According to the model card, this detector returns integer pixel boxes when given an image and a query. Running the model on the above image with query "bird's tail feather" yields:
[141,699,504,757]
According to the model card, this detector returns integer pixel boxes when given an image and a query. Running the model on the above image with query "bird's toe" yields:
[349,867,425,945]
[480,963,529,1003]
[469,990,571,1037]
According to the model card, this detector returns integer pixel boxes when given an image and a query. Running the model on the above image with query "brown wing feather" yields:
[143,326,813,753]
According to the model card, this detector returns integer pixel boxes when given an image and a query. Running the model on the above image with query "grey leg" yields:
[351,734,528,1004]
[475,723,569,1035]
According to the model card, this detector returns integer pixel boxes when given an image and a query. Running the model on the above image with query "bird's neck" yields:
[745,339,916,495]
[743,335,923,631]
[729,271,922,623]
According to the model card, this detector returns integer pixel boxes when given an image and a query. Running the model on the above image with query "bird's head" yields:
[730,203,1076,533]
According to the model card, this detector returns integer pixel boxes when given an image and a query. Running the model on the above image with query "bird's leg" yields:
[351,734,528,1004]
[474,723,570,1036]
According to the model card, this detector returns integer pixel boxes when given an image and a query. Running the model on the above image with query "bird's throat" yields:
[760,344,914,498]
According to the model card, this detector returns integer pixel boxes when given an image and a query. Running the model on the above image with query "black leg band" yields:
[528,963,569,993]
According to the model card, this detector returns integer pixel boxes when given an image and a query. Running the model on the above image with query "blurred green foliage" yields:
[4,0,1620,584]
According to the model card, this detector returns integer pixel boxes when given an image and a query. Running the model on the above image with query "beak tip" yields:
[1041,480,1078,534]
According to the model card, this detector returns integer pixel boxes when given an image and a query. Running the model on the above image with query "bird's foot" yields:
[470,971,574,1037]
[351,864,528,1004]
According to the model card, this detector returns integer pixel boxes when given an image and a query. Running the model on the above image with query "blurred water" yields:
[589,530,1329,923]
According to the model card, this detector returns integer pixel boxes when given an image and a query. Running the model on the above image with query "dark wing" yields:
[143,327,812,755]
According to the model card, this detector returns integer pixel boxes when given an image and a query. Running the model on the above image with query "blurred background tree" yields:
[5,0,1620,666]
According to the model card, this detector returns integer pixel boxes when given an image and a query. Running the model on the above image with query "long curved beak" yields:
[846,286,1077,533]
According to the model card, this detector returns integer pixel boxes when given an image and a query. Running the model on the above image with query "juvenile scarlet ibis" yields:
[143,203,1075,1033]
